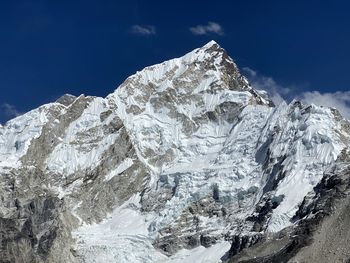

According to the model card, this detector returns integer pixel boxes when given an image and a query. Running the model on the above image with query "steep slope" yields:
[228,147,350,263]
[0,41,349,263]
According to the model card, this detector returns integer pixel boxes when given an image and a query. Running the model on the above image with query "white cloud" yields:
[1,103,22,120]
[190,22,224,36]
[299,91,350,119]
[242,67,291,105]
[242,67,350,120]
[130,25,156,36]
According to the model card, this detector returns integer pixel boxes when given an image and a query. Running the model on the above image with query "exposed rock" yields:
[227,148,350,263]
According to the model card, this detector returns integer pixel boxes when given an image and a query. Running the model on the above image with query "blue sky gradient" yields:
[1,0,350,123]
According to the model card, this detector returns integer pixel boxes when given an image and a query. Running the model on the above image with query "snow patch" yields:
[104,158,134,181]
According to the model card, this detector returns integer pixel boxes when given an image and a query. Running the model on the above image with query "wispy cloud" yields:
[0,103,22,120]
[298,91,350,119]
[242,67,292,105]
[243,67,350,119]
[190,22,224,36]
[130,25,156,36]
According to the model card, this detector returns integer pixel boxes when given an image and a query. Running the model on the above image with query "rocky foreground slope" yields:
[0,41,349,263]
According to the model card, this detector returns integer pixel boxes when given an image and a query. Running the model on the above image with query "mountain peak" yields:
[185,40,226,63]
[111,41,271,107]
[201,39,219,49]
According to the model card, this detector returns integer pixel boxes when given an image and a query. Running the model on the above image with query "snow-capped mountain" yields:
[0,41,349,263]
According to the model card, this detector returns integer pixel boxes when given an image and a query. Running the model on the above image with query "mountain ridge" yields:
[0,41,349,263]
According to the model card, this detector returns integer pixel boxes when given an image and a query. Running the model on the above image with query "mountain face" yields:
[0,41,349,263]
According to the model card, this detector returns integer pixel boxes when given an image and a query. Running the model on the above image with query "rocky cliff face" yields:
[0,41,349,263]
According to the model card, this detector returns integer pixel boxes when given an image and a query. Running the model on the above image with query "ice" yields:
[73,195,230,263]
[104,158,134,181]
[169,242,231,263]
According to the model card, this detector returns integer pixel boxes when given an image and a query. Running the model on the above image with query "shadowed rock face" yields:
[0,196,60,263]
[0,168,76,263]
[0,41,349,262]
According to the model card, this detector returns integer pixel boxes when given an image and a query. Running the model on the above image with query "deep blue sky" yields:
[1,0,350,123]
